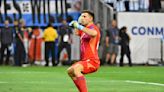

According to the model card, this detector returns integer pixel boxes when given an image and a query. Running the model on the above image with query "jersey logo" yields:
[89,25,94,30]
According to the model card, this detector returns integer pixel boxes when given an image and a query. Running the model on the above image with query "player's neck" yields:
[86,22,93,27]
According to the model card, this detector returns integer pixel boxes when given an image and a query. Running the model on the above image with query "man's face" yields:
[112,20,117,28]
[4,20,9,27]
[21,21,25,27]
[19,19,25,27]
[62,20,67,25]
[14,21,18,26]
[79,13,92,26]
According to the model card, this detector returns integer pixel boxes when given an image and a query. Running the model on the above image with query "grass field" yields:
[0,66,164,92]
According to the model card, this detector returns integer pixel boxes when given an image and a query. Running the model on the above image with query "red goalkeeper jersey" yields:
[78,23,100,64]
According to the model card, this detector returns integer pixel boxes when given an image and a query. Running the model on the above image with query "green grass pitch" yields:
[0,66,164,92]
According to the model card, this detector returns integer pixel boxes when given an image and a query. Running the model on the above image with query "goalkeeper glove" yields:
[69,21,84,30]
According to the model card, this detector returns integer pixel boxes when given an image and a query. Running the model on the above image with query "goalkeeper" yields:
[67,10,101,92]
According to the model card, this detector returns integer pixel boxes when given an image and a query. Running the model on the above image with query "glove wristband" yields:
[78,25,84,30]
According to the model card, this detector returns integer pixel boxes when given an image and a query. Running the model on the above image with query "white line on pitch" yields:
[125,80,164,87]
[88,79,164,87]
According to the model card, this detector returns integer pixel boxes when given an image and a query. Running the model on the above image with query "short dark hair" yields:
[120,26,127,32]
[81,10,94,20]
[120,26,127,30]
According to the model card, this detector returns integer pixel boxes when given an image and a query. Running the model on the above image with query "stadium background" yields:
[0,0,164,65]
[0,0,164,92]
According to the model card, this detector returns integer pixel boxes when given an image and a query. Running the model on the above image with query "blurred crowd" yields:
[104,0,162,12]
[0,18,73,67]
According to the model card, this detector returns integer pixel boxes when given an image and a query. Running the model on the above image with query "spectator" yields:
[101,29,110,65]
[129,0,139,11]
[57,20,72,65]
[105,20,119,65]
[28,27,43,64]
[149,0,161,12]
[20,19,28,64]
[96,22,103,44]
[116,0,126,12]
[14,19,26,66]
[124,0,130,11]
[139,0,149,12]
[43,23,58,66]
[0,19,13,65]
[119,26,132,67]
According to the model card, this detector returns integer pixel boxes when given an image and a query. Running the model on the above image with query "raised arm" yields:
[69,21,97,37]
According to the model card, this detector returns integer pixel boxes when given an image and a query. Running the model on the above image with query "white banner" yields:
[117,12,164,64]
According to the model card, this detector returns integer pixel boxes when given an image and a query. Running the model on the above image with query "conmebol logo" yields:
[131,26,164,36]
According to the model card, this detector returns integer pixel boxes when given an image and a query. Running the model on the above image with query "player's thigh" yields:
[73,63,84,72]
[68,62,84,73]
[81,60,99,74]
